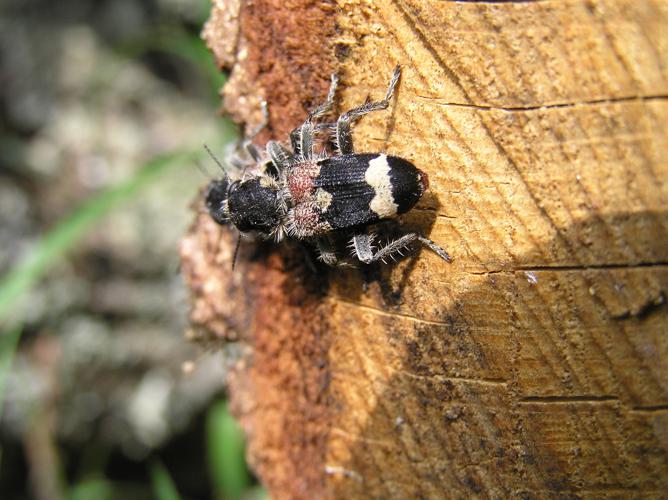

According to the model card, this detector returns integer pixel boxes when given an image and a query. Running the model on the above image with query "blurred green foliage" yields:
[0,151,193,327]
[0,3,264,497]
[207,401,252,500]
[151,460,183,500]
[0,327,20,418]
[68,479,114,500]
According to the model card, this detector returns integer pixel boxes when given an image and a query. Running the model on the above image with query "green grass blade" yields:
[207,401,251,500]
[150,460,182,500]
[67,478,114,500]
[0,151,194,327]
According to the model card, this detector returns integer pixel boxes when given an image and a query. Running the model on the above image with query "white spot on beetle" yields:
[315,188,333,210]
[366,154,398,218]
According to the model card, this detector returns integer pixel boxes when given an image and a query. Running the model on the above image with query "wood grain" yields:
[183,0,668,497]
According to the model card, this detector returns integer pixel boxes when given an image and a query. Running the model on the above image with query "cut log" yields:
[181,1,668,497]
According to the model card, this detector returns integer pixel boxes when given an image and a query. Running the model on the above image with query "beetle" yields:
[204,66,451,267]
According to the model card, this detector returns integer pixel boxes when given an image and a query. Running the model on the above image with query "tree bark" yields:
[182,0,668,497]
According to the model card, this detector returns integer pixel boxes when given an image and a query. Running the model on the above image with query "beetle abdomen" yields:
[315,153,425,229]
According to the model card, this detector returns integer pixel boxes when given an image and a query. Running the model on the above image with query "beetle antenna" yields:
[231,232,242,270]
[204,144,226,175]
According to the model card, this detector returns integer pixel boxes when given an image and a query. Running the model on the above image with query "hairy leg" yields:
[335,66,401,154]
[352,230,450,264]
[290,74,339,159]
[266,140,293,172]
[315,237,340,267]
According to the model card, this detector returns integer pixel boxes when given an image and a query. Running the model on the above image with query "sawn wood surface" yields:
[181,1,668,497]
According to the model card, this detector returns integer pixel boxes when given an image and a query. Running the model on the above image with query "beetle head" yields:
[227,178,281,235]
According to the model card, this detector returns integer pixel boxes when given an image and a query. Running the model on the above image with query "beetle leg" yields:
[289,127,300,153]
[308,74,339,121]
[228,152,255,170]
[335,66,401,155]
[245,143,263,162]
[351,233,375,263]
[266,140,293,172]
[239,100,269,161]
[246,100,269,140]
[289,118,316,159]
[289,74,339,159]
[316,237,340,267]
[352,231,450,264]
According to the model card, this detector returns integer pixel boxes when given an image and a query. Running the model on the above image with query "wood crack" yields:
[396,370,508,386]
[329,296,455,327]
[518,395,619,404]
[415,93,668,112]
[464,262,668,275]
[630,404,668,413]
[437,1,547,4]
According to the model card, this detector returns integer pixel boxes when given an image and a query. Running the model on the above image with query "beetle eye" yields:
[205,178,230,225]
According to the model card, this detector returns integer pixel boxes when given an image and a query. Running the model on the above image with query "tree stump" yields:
[181,1,668,497]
